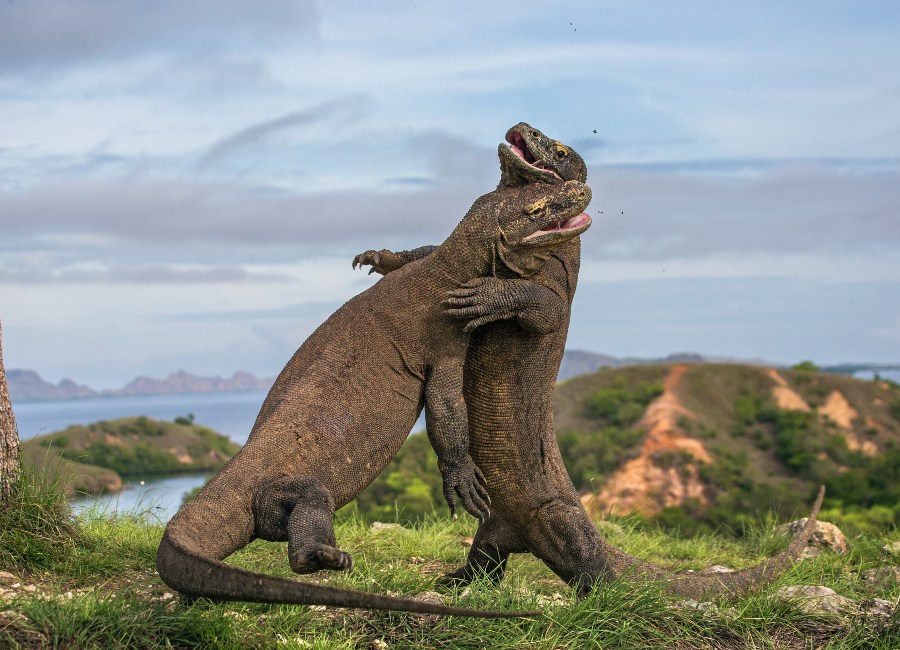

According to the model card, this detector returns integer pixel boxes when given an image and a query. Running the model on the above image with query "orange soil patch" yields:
[821,390,878,456]
[582,365,711,518]
[766,369,810,412]
[821,390,857,429]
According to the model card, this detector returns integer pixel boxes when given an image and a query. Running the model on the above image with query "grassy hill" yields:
[20,416,240,497]
[557,362,900,534]
[357,363,900,535]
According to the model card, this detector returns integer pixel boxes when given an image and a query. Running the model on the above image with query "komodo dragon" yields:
[356,122,826,600]
[156,178,592,617]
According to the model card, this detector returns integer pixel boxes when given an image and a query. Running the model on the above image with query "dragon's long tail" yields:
[156,531,539,618]
[598,485,826,599]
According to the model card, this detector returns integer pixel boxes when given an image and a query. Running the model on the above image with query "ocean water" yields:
[14,389,425,521]
[71,473,211,522]
[14,391,268,521]
[14,390,269,444]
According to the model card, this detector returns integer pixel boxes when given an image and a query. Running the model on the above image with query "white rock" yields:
[776,519,849,554]
[776,585,857,616]
[861,566,900,586]
[699,565,735,574]
[859,598,897,622]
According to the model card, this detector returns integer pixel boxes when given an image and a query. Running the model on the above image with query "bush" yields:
[584,381,663,427]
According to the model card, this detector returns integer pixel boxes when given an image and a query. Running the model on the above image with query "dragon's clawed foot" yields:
[443,277,518,332]
[434,567,474,590]
[290,545,354,574]
[440,458,491,522]
[352,249,404,276]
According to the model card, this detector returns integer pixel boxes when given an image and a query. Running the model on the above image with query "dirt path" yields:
[582,364,711,518]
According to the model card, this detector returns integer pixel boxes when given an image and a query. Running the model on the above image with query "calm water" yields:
[14,390,269,444]
[71,473,211,522]
[15,390,270,522]
[14,389,425,522]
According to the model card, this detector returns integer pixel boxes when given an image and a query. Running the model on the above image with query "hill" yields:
[356,362,900,533]
[20,416,240,497]
[6,369,97,401]
[556,363,900,533]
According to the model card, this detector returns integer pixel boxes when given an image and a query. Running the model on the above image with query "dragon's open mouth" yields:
[524,212,591,241]
[506,131,562,178]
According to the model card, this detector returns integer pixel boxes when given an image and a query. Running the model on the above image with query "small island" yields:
[20,415,240,497]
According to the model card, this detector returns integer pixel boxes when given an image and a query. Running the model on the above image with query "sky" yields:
[1,1,899,388]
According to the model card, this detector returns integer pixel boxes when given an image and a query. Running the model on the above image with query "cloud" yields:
[0,263,292,285]
[0,0,319,73]
[196,98,368,169]
[583,162,900,261]
[1,155,898,285]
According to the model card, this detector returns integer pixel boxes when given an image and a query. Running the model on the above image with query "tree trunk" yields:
[0,319,20,498]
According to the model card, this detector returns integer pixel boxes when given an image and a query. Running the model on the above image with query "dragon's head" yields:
[494,180,591,276]
[498,122,588,187]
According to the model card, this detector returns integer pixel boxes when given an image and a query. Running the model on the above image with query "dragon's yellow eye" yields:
[555,143,569,158]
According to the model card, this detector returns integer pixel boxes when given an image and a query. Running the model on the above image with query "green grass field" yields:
[1,467,897,649]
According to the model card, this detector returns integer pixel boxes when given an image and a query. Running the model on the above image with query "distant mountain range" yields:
[7,368,276,402]
[9,349,647,401]
[9,350,892,402]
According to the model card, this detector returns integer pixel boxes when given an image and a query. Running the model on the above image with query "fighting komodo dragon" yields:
[356,122,826,600]
[156,178,592,617]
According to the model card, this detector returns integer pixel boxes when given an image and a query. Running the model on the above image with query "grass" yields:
[1,471,898,649]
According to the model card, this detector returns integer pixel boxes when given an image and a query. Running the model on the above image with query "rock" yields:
[408,556,426,564]
[0,572,18,586]
[859,599,897,623]
[411,590,446,605]
[461,537,474,547]
[776,585,857,617]
[371,640,389,650]
[698,565,734,575]
[370,522,403,531]
[776,519,849,554]
[798,546,822,560]
[409,591,447,625]
[861,566,900,586]
[882,541,900,558]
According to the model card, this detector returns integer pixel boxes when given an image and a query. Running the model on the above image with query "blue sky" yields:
[1,1,899,387]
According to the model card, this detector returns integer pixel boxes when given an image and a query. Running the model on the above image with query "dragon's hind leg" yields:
[252,476,353,574]
[437,516,525,588]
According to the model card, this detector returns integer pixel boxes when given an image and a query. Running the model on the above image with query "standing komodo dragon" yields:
[156,179,592,617]
[356,122,826,600]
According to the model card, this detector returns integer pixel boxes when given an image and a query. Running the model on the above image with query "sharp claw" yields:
[368,267,376,275]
